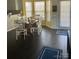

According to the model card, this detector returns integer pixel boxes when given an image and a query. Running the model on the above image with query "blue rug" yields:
[38,47,62,59]
[56,30,68,36]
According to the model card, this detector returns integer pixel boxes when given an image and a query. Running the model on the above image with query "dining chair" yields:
[14,17,27,40]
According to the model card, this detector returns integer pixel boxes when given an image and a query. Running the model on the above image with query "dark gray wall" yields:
[7,0,16,10]
[7,0,22,11]
[17,0,22,10]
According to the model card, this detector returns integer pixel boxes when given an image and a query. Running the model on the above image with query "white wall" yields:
[50,0,60,29]
[49,0,70,29]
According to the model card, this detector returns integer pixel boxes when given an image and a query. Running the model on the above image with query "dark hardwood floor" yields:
[7,27,70,59]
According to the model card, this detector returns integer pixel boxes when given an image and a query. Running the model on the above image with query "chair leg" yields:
[30,28,32,33]
[16,35,18,40]
[24,35,25,40]
[24,30,27,40]
[16,31,18,40]
[24,32,25,40]
[38,27,41,35]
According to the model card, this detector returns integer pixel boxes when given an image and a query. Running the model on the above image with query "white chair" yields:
[35,15,42,35]
[14,17,27,40]
[30,17,42,35]
[29,18,37,33]
[37,20,42,35]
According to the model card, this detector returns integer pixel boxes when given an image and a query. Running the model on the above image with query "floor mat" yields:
[56,30,68,36]
[37,47,62,59]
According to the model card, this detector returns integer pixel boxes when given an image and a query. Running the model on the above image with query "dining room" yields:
[7,0,71,59]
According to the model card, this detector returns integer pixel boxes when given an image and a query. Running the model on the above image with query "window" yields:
[60,1,70,27]
[25,2,32,17]
[35,1,45,20]
[25,1,51,21]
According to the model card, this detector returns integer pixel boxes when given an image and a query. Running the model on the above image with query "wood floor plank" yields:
[7,27,70,59]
